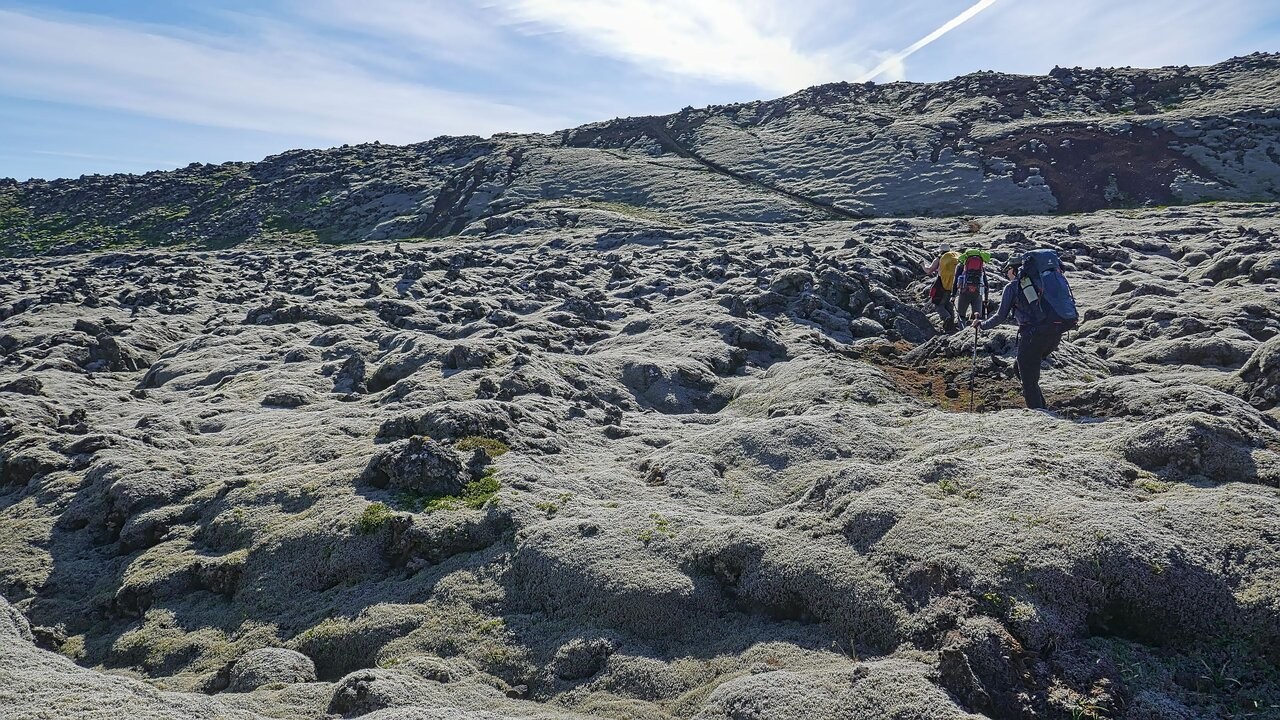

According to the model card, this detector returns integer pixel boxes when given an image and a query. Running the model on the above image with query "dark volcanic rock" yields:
[0,376,43,396]
[361,436,467,495]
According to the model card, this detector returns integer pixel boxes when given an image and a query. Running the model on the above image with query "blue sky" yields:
[2,0,1276,180]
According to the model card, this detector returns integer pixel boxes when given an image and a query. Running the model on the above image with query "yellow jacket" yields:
[936,251,961,291]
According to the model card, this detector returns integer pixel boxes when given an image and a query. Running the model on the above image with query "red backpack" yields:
[958,253,985,295]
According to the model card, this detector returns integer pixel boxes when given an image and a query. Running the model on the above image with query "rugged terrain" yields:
[2,201,1279,719]
[4,54,1280,257]
[2,56,1280,720]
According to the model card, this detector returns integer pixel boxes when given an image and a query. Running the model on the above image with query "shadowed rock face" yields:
[4,53,1280,256]
[976,124,1206,212]
[1,200,1278,719]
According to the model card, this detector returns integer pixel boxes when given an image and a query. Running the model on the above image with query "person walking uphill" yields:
[954,247,991,323]
[926,244,962,332]
[973,250,1079,410]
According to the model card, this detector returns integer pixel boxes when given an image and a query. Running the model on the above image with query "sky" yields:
[1,0,1276,181]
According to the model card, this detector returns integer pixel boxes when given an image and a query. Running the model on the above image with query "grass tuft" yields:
[455,436,509,458]
[356,502,392,534]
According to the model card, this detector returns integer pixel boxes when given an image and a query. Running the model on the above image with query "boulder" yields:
[1237,335,1280,409]
[362,436,466,495]
[226,647,317,692]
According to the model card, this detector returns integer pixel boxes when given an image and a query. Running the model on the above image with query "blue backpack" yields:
[1018,249,1078,329]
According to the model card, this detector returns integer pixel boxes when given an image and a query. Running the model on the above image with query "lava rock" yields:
[361,436,466,495]
[226,648,317,692]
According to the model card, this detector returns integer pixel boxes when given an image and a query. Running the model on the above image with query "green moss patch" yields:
[397,469,501,513]
[356,502,393,534]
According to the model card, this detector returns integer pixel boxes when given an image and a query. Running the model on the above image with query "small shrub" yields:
[1197,658,1241,691]
[966,219,982,234]
[455,436,509,458]
[60,635,86,661]
[357,502,392,534]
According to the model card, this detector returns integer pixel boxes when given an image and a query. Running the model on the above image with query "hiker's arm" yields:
[926,258,939,275]
[979,284,1015,330]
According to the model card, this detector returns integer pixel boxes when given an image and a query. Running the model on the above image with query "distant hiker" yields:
[953,247,991,323]
[973,250,1079,410]
[926,244,962,332]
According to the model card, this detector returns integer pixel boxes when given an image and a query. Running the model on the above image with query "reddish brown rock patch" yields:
[978,125,1212,212]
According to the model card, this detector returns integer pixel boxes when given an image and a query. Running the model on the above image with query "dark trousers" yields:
[933,289,955,331]
[1016,325,1064,409]
[956,291,982,322]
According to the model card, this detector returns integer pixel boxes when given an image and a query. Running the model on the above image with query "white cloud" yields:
[292,0,515,70]
[0,8,569,144]
[493,0,867,93]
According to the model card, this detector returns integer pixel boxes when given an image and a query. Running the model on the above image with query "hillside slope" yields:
[3,54,1280,256]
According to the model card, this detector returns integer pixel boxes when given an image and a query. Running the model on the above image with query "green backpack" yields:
[955,249,990,297]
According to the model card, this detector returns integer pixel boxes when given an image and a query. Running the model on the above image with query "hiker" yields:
[925,244,962,332]
[953,247,991,323]
[972,250,1079,410]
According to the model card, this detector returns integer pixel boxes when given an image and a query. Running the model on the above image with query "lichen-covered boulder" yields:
[361,436,466,495]
[226,647,317,692]
[1119,411,1279,485]
[1237,335,1280,409]
[551,637,617,680]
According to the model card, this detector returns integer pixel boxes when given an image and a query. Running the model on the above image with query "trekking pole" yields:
[970,323,978,413]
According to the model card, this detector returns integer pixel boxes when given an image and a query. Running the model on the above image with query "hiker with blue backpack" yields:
[972,250,1079,410]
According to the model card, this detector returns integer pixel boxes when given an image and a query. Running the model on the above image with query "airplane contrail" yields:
[858,0,1003,82]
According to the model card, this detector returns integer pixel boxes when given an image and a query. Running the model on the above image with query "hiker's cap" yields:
[1003,256,1024,270]
[939,243,952,252]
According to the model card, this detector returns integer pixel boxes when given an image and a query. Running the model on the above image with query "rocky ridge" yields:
[3,54,1280,256]
[1,199,1278,718]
